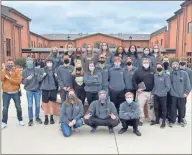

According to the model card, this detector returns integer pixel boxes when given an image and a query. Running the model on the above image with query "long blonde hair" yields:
[64,89,81,106]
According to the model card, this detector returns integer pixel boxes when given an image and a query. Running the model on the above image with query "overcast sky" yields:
[2,1,183,35]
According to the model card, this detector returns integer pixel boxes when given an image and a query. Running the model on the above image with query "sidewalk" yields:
[1,86,192,154]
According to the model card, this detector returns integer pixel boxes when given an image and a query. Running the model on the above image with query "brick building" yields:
[1,0,192,64]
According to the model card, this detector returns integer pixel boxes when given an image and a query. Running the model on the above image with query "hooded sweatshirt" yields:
[180,67,192,89]
[49,52,62,72]
[119,101,140,120]
[60,101,84,124]
[170,69,191,97]
[22,67,43,91]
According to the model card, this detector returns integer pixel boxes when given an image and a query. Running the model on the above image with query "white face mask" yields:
[144,51,149,55]
[130,49,135,53]
[154,49,159,53]
[47,62,53,67]
[143,63,149,69]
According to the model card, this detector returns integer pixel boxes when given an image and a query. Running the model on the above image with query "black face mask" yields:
[64,59,69,64]
[179,62,186,66]
[76,67,82,71]
[99,60,105,64]
[163,62,169,69]
[6,64,13,70]
[157,67,163,72]
[127,62,132,66]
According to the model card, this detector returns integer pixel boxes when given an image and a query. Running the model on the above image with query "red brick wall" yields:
[150,32,168,48]
[122,40,149,48]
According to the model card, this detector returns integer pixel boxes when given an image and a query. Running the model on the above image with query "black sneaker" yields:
[108,127,114,134]
[133,130,141,136]
[160,122,166,129]
[118,128,127,134]
[36,118,42,124]
[138,121,143,126]
[28,120,33,126]
[150,120,157,125]
[44,118,49,125]
[90,127,97,133]
[169,122,173,128]
[50,118,55,124]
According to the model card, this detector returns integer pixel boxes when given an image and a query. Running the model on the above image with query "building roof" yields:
[180,0,191,7]
[42,33,150,41]
[1,5,31,21]
[30,31,49,40]
[150,26,167,37]
[174,8,183,15]
[166,14,177,22]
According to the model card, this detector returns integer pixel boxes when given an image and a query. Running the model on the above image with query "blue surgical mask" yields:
[143,64,149,69]
[89,66,95,71]
[27,62,33,68]
[114,63,120,68]
[102,46,107,50]
[68,48,73,52]
[126,98,133,104]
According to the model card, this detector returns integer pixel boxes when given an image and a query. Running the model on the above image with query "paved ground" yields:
[1,86,192,154]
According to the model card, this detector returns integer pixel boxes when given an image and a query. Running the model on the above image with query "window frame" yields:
[188,21,192,33]
[6,38,11,57]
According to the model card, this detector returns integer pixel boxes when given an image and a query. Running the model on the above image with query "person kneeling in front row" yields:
[118,92,141,136]
[60,89,84,137]
[84,90,119,134]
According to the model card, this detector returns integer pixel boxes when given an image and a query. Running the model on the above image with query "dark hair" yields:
[143,47,152,56]
[115,46,125,56]
[7,58,14,62]
[128,45,138,58]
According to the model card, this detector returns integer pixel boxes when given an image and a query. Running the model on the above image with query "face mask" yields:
[87,48,92,52]
[154,49,159,53]
[173,66,178,71]
[143,64,149,69]
[68,48,73,52]
[114,63,120,68]
[102,46,107,51]
[52,52,57,56]
[157,67,163,72]
[144,51,149,55]
[47,62,53,67]
[127,62,132,66]
[89,66,95,71]
[6,64,13,70]
[64,59,69,64]
[99,95,106,103]
[26,62,33,68]
[130,49,135,53]
[76,67,82,71]
[163,62,169,69]
[69,94,75,100]
[99,60,105,64]
[126,98,133,104]
[179,62,186,66]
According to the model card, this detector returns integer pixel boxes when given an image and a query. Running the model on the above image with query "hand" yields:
[71,119,76,125]
[137,89,143,93]
[63,87,67,91]
[2,63,5,70]
[84,113,92,120]
[68,121,73,127]
[110,113,116,120]
[5,74,10,80]
[26,75,33,80]
[54,73,57,77]
[184,94,188,98]
[151,95,154,100]
[66,87,70,91]
[43,73,47,77]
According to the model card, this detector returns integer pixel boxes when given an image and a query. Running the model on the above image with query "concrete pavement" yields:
[1,86,192,154]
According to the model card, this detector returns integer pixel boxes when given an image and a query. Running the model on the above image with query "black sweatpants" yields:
[154,95,167,122]
[170,96,185,123]
[110,90,125,113]
[124,89,136,101]
[166,92,172,120]
[120,119,139,131]
[84,117,119,128]
[86,92,98,106]
[76,90,86,105]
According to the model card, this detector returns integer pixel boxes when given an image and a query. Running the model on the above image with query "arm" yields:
[59,104,70,124]
[1,70,6,81]
[74,102,84,121]
[93,72,102,85]
[184,72,191,95]
[110,102,119,119]
[162,75,171,93]
[9,69,22,85]
[57,68,65,88]
[84,74,94,86]
[22,70,29,85]
[126,104,140,119]
[36,68,44,82]
[87,101,95,116]
[132,71,139,90]
[119,104,131,120]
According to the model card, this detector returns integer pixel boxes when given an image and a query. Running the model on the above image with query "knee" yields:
[61,124,72,137]
[84,119,90,125]
[76,119,83,127]
[110,119,119,127]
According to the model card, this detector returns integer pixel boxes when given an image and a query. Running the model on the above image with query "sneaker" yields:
[138,121,143,126]
[133,130,141,136]
[28,120,33,126]
[160,122,166,129]
[19,121,25,126]
[1,122,7,129]
[150,120,158,125]
[44,118,49,125]
[118,128,127,134]
[36,118,42,124]
[169,122,173,128]
[90,127,97,133]
[180,122,185,127]
[183,118,187,124]
[50,118,55,124]
[108,127,114,134]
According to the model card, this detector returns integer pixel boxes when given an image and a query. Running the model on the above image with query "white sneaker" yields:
[18,121,25,126]
[1,122,7,129]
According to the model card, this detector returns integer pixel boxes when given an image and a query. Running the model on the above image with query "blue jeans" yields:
[2,92,23,123]
[26,90,41,120]
[61,119,83,137]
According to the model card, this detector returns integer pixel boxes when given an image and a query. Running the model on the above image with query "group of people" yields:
[1,42,192,138]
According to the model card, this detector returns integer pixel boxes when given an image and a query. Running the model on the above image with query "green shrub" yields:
[15,58,26,69]
[169,57,179,65]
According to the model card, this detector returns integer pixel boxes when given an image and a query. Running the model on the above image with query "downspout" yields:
[182,7,186,58]
[175,16,179,58]
[13,24,16,59]
[19,28,22,57]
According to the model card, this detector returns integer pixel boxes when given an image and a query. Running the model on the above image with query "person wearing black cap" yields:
[41,58,58,125]
[84,90,119,134]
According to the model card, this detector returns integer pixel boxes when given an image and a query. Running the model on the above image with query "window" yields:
[34,42,36,47]
[188,22,192,33]
[6,38,11,56]
[60,46,63,48]
[31,41,33,48]
[161,39,163,46]
[39,43,40,48]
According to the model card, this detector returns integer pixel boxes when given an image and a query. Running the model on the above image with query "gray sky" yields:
[2,1,183,35]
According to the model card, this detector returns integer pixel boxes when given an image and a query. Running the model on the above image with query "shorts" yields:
[42,90,57,103]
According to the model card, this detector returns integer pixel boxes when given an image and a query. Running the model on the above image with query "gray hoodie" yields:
[84,71,102,93]
[119,101,140,120]
[170,70,191,98]
[60,102,84,124]
[88,99,118,120]
[22,67,43,91]
[123,66,138,90]
[152,72,171,97]
[164,67,172,76]
[57,65,74,88]
[40,67,57,90]
[109,66,125,92]
[95,63,110,90]
[181,67,192,89]
[49,52,62,72]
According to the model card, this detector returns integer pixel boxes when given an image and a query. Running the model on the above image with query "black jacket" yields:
[132,67,155,92]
